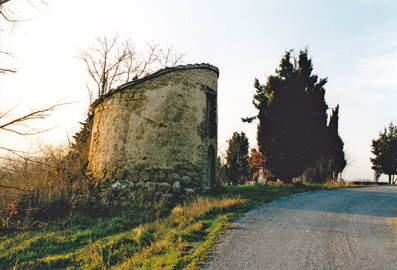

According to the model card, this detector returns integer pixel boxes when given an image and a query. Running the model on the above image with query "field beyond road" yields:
[202,186,397,270]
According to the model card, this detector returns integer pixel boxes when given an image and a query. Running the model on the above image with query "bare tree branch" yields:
[77,34,185,103]
[0,0,47,27]
[0,183,31,191]
[0,9,17,22]
[0,0,48,75]
[0,0,12,6]
[0,100,72,136]
[0,146,33,159]
[0,155,57,170]
[0,67,17,73]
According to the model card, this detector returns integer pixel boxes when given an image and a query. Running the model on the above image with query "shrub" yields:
[303,156,334,184]
[0,142,88,232]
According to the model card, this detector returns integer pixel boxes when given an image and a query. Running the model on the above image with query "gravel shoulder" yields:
[201,186,397,270]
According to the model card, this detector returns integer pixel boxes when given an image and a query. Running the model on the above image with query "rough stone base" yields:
[96,162,209,203]
[99,179,205,204]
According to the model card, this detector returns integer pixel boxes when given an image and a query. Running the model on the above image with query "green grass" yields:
[0,184,327,269]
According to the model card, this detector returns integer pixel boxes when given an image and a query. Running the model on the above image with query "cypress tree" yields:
[225,132,250,185]
[243,49,329,183]
[326,105,346,179]
[371,122,397,184]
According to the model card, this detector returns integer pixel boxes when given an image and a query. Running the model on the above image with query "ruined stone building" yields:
[86,63,219,199]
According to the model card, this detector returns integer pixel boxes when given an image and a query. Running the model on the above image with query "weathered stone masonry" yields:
[87,63,219,200]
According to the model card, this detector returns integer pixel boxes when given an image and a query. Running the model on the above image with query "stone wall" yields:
[87,64,219,200]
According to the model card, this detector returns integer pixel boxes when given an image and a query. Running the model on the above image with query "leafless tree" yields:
[77,34,185,104]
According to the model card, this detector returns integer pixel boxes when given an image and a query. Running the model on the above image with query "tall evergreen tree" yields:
[371,122,397,184]
[243,49,328,183]
[326,105,346,179]
[225,132,250,185]
[303,104,347,183]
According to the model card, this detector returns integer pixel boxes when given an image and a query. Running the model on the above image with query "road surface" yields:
[201,186,397,269]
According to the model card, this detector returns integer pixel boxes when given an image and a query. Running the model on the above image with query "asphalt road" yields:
[201,186,397,270]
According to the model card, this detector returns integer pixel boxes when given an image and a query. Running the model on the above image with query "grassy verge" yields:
[0,184,326,269]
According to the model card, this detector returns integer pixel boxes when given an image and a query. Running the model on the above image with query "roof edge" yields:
[91,63,219,109]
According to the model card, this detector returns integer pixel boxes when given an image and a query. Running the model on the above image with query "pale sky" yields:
[1,0,397,181]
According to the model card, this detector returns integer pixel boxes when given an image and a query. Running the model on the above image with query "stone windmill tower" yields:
[86,63,219,199]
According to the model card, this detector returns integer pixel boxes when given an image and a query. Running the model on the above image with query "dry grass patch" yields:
[170,196,245,225]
